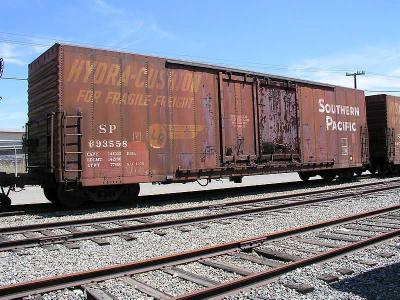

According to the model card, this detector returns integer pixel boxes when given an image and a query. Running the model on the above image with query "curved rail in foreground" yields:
[0,204,399,299]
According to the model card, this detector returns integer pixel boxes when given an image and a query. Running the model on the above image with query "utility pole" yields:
[346,70,365,89]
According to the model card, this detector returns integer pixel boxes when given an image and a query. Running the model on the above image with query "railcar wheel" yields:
[321,172,336,182]
[57,185,86,209]
[298,172,310,182]
[0,193,11,207]
[43,187,59,204]
[339,170,353,181]
[119,184,140,204]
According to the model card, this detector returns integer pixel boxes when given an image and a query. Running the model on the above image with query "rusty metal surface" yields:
[385,95,400,164]
[27,44,59,176]
[220,76,256,162]
[298,85,366,168]
[366,94,400,165]
[27,44,367,187]
[257,83,299,161]
[59,45,222,186]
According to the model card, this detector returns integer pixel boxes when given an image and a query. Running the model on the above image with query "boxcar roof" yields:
[34,43,342,89]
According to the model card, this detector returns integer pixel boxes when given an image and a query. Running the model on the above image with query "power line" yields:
[1,31,400,84]
[366,72,400,80]
[0,32,353,74]
[366,90,400,93]
[3,31,400,80]
[0,77,27,81]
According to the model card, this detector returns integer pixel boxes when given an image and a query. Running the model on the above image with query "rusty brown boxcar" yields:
[366,94,400,174]
[20,44,368,207]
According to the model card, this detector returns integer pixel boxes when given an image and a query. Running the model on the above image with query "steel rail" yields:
[1,178,396,235]
[0,182,399,251]
[175,227,400,300]
[0,173,376,216]
[0,204,399,299]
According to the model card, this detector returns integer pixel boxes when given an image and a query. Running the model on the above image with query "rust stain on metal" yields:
[366,94,400,170]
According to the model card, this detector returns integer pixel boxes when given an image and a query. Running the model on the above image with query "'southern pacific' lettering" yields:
[318,98,359,132]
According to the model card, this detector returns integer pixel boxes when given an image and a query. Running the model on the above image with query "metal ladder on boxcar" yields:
[360,126,369,165]
[61,112,83,180]
[386,128,395,162]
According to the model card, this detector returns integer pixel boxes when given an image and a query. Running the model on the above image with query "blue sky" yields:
[0,0,400,128]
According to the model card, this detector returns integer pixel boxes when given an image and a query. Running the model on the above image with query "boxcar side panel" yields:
[220,79,256,162]
[147,56,171,177]
[298,85,365,169]
[61,46,153,185]
[164,67,220,173]
[298,85,317,163]
[60,45,223,186]
[191,71,220,170]
[386,95,400,164]
[334,87,366,168]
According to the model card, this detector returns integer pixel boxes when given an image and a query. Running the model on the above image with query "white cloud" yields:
[286,46,400,92]
[0,43,25,66]
[93,0,124,15]
[149,20,176,40]
[91,0,176,46]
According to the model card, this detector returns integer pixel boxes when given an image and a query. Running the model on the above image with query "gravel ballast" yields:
[229,237,400,300]
[0,188,399,286]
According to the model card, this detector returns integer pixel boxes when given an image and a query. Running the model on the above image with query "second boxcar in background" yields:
[366,94,400,174]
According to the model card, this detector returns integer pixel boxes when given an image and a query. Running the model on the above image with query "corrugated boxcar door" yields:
[221,78,256,162]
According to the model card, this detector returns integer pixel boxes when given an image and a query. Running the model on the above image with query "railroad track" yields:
[0,174,374,216]
[0,179,399,252]
[1,204,399,299]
